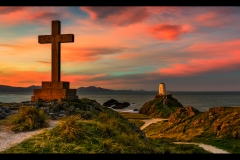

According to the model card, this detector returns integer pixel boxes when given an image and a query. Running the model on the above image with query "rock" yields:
[103,99,130,109]
[0,106,12,119]
[112,102,130,109]
[102,99,119,107]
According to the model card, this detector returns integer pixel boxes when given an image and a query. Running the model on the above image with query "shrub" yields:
[11,106,49,132]
[57,115,85,141]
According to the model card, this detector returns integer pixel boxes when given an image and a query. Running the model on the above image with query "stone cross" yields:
[38,20,74,82]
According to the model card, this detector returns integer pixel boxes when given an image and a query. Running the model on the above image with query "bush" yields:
[57,115,85,141]
[11,106,49,132]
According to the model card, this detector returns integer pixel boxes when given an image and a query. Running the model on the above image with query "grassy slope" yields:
[0,99,210,154]
[138,95,184,118]
[142,106,240,154]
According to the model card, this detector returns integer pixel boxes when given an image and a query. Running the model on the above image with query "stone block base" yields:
[31,81,78,101]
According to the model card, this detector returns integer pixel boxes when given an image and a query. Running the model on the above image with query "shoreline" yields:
[111,108,138,113]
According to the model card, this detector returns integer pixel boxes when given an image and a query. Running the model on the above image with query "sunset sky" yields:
[0,6,240,91]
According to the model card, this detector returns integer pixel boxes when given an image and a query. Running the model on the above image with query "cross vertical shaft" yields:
[52,21,61,81]
[38,20,74,82]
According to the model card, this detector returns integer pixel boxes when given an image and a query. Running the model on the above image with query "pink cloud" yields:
[147,24,194,41]
[80,6,151,26]
[159,40,240,76]
[0,7,25,14]
[186,40,240,57]
[194,10,240,27]
[0,7,69,26]
[196,12,224,27]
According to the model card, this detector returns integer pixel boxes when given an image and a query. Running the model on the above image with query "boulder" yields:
[102,99,119,107]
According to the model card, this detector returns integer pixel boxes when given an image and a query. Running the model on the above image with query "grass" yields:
[141,118,240,154]
[192,137,240,154]
[119,112,153,119]
[0,106,211,154]
[10,106,50,132]
[119,112,240,154]
[119,112,153,129]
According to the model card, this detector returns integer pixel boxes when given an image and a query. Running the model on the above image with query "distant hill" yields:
[0,85,156,93]
[77,86,156,92]
[0,85,41,92]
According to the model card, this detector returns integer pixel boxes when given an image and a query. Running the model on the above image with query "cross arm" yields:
[38,35,52,44]
[58,34,74,43]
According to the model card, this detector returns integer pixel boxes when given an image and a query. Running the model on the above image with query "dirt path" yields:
[0,120,59,152]
[140,118,230,154]
[140,118,167,130]
[173,142,230,154]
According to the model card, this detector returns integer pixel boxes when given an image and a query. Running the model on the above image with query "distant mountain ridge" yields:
[0,85,41,92]
[77,86,155,92]
[0,85,156,92]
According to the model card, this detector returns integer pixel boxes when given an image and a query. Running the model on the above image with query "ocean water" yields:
[0,91,240,112]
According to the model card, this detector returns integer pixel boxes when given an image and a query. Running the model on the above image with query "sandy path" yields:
[140,118,167,130]
[140,118,230,154]
[0,120,59,152]
[173,142,230,154]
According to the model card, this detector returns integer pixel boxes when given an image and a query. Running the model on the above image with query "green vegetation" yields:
[192,137,240,154]
[142,106,240,154]
[119,112,152,128]
[11,106,50,132]
[0,99,211,154]
[138,95,184,118]
[119,112,153,119]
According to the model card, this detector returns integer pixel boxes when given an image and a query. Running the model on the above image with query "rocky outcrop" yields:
[102,99,118,107]
[145,105,240,140]
[0,105,17,119]
[102,99,130,109]
[0,98,104,120]
[138,94,184,118]
[168,106,200,125]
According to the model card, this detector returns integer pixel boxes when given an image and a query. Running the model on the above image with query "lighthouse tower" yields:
[159,83,166,96]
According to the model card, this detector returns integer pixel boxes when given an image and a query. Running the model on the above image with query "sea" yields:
[0,91,240,112]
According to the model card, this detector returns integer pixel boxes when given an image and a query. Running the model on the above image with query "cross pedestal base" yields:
[31,81,78,101]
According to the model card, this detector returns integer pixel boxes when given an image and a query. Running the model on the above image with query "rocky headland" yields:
[138,94,184,118]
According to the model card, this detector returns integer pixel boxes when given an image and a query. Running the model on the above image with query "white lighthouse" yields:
[159,83,166,96]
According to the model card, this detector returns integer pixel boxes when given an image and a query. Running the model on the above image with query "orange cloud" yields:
[159,40,240,76]
[0,69,108,88]
[114,53,139,59]
[0,71,50,87]
[147,24,193,41]
[62,46,127,62]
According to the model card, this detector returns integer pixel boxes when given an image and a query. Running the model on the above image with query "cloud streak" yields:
[80,6,151,26]
[159,40,240,76]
